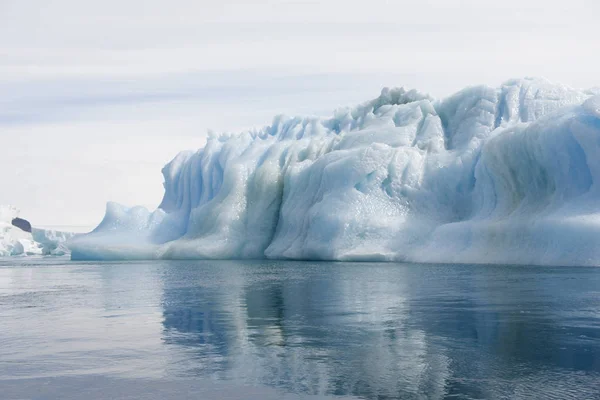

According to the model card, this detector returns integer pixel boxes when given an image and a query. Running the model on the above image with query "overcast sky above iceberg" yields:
[1,0,598,229]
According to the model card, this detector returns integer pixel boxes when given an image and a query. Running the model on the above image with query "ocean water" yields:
[0,258,599,399]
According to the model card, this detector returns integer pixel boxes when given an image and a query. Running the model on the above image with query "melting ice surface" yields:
[71,78,600,265]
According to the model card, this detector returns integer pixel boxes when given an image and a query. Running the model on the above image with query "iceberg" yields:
[70,78,600,266]
[31,228,77,256]
[0,206,76,256]
[0,206,38,256]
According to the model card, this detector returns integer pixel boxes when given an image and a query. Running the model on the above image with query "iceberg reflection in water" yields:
[1,259,599,399]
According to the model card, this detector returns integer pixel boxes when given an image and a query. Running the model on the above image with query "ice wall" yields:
[70,78,600,265]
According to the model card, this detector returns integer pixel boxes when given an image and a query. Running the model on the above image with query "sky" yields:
[1,0,598,230]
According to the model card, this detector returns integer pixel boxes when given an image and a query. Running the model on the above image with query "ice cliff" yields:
[0,206,75,256]
[70,78,600,266]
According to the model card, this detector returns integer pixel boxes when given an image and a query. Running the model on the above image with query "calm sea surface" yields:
[1,258,599,399]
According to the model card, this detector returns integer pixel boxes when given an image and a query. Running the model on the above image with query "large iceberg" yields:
[71,78,600,266]
[0,206,76,256]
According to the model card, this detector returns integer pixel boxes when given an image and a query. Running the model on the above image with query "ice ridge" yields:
[70,78,600,266]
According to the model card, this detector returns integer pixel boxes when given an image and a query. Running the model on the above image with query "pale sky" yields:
[1,0,598,230]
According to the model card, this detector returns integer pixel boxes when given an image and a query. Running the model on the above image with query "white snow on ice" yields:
[0,205,75,256]
[70,78,600,266]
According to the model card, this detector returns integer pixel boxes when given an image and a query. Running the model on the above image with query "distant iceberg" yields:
[71,78,600,266]
[0,205,75,256]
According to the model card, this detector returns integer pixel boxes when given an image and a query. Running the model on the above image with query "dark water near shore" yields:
[1,258,599,399]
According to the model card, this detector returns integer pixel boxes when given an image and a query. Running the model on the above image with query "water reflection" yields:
[159,261,600,399]
[1,259,599,398]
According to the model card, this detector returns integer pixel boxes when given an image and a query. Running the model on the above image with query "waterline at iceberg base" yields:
[70,78,600,266]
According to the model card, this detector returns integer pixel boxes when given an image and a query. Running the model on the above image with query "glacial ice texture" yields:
[0,206,75,256]
[71,78,600,266]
